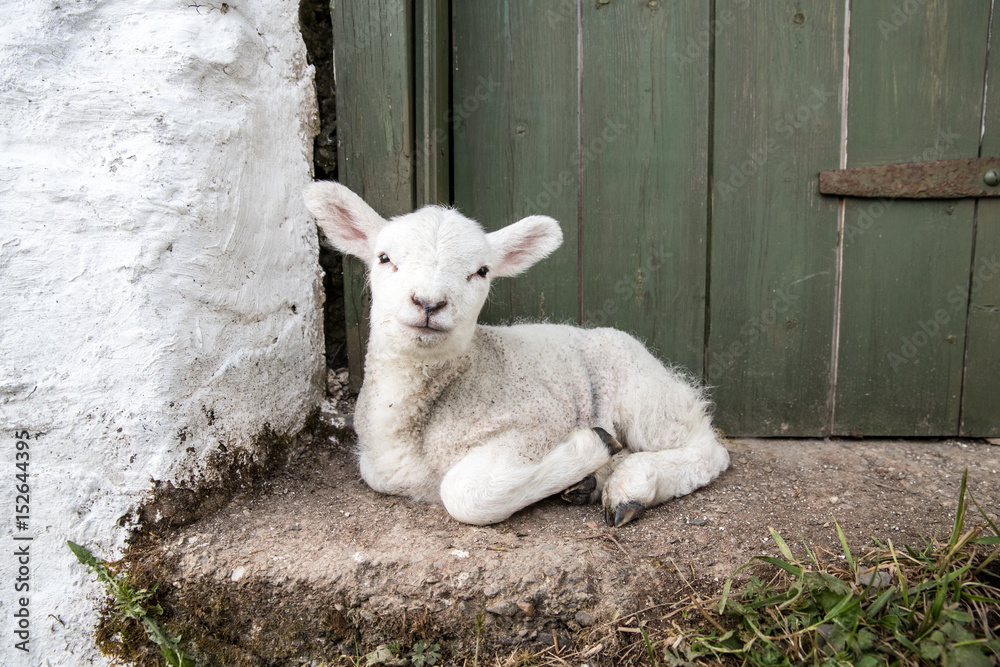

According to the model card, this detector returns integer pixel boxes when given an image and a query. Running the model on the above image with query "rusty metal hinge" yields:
[819,157,1000,198]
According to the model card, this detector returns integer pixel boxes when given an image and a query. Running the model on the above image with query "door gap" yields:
[576,0,584,325]
[958,0,994,434]
[827,0,852,435]
[299,0,347,372]
[702,0,716,385]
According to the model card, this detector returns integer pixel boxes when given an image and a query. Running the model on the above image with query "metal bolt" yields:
[985,169,1000,187]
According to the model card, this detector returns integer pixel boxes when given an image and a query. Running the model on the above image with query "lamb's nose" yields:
[412,295,447,315]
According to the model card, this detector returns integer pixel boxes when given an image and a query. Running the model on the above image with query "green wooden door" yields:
[332,0,1000,437]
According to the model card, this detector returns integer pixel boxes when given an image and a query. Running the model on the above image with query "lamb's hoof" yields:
[605,500,645,528]
[592,427,623,454]
[561,475,597,505]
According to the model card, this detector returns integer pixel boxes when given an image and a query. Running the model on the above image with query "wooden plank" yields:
[834,2,989,436]
[578,0,710,377]
[709,1,844,436]
[961,6,1000,437]
[414,0,451,207]
[452,2,579,325]
[331,0,414,390]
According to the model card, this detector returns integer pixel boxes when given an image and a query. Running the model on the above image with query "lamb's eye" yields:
[378,253,391,265]
[476,266,489,278]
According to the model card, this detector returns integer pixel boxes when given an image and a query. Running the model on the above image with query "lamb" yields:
[304,181,730,527]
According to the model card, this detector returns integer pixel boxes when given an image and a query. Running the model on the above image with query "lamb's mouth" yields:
[406,323,452,338]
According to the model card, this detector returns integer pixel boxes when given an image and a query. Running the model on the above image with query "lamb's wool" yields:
[305,182,730,526]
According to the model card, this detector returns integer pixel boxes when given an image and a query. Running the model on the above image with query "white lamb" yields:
[304,182,730,527]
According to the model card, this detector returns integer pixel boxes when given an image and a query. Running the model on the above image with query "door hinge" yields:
[819,157,1000,198]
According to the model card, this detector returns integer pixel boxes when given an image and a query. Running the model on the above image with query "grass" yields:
[629,469,1000,667]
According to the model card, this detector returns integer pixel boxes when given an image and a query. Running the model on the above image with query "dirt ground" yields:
[128,378,1000,665]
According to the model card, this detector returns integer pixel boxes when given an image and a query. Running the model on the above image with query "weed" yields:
[354,638,441,666]
[67,541,193,666]
[408,639,442,666]
[662,470,1000,666]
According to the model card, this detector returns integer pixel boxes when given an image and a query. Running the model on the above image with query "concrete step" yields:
[115,404,1000,665]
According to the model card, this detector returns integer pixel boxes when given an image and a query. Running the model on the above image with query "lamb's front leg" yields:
[602,422,730,527]
[439,427,621,525]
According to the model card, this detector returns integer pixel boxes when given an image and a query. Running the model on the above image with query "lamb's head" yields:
[304,182,563,361]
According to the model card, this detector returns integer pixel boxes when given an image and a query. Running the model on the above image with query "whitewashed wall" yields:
[0,1,324,663]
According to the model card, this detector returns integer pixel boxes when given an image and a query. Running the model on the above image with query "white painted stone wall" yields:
[0,1,324,663]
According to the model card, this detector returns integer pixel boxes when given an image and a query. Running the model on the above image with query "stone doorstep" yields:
[135,410,1000,664]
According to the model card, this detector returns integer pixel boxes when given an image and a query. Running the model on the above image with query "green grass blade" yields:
[927,577,949,628]
[800,533,820,568]
[755,556,804,579]
[893,629,921,655]
[967,487,1000,537]
[888,540,909,609]
[905,563,972,600]
[768,526,797,564]
[819,592,858,624]
[719,577,733,614]
[835,521,856,579]
[948,470,969,552]
[865,586,897,620]
[718,560,760,614]
[638,621,657,667]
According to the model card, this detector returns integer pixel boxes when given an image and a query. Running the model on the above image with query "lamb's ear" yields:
[487,215,564,278]
[303,181,386,260]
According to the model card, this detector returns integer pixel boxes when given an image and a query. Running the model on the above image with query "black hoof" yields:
[605,500,645,527]
[561,475,597,505]
[592,427,623,454]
